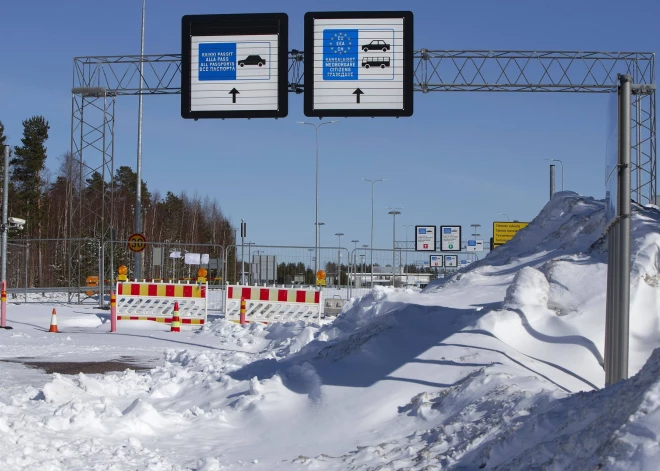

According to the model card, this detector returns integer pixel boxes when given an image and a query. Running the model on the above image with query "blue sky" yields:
[1,0,658,252]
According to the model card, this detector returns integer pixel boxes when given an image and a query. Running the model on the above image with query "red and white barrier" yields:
[115,281,207,325]
[225,285,322,324]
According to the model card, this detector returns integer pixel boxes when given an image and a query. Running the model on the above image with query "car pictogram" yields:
[362,40,390,52]
[238,55,266,67]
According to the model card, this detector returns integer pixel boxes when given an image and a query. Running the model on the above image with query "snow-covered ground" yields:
[1,191,659,470]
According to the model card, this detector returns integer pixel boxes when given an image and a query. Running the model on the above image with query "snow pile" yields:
[426,192,660,378]
[485,346,660,470]
[1,191,660,470]
[503,266,550,310]
[299,347,660,470]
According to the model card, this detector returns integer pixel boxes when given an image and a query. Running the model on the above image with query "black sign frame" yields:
[415,225,437,252]
[444,255,458,267]
[430,255,443,267]
[303,10,414,118]
[181,13,289,119]
[440,225,462,252]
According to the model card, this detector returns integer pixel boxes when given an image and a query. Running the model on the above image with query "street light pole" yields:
[297,120,339,278]
[316,222,325,272]
[387,209,402,286]
[362,178,385,288]
[240,222,245,285]
[335,232,344,287]
[544,158,564,191]
[402,224,413,285]
[134,0,146,280]
[349,239,360,288]
[498,213,510,221]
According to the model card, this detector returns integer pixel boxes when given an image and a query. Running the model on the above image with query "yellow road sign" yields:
[128,233,147,253]
[493,222,528,247]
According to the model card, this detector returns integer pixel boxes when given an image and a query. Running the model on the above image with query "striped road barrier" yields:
[224,285,322,324]
[116,281,207,325]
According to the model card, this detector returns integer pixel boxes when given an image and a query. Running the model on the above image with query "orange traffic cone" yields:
[49,308,59,333]
[170,302,181,333]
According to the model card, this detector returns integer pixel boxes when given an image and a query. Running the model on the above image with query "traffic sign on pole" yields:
[128,233,147,253]
[493,221,528,248]
[303,11,414,117]
[444,255,458,267]
[440,226,461,252]
[181,13,289,119]
[415,225,436,251]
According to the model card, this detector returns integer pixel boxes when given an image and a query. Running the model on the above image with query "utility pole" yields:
[550,164,556,199]
[134,0,146,279]
[240,219,246,284]
[362,178,385,288]
[350,239,359,286]
[387,208,402,286]
[297,120,338,277]
[605,74,632,386]
[335,232,344,287]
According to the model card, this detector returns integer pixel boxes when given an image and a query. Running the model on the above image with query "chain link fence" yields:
[349,247,462,288]
[224,243,352,294]
[4,238,100,303]
[2,237,487,306]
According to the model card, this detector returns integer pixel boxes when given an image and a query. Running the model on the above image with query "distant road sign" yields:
[440,226,461,252]
[444,255,458,267]
[466,239,485,252]
[493,222,529,247]
[304,11,414,117]
[181,13,289,119]
[430,255,443,267]
[128,233,147,253]
[415,225,436,251]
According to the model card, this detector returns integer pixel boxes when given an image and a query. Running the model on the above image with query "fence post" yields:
[110,291,117,332]
[25,244,29,303]
[240,297,246,325]
[98,239,104,308]
[1,280,6,328]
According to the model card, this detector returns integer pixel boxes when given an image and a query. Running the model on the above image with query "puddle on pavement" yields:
[0,356,155,375]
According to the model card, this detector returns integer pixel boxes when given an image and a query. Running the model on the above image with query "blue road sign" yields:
[323,29,358,80]
[444,227,452,234]
[468,240,476,246]
[198,43,237,81]
[418,228,427,234]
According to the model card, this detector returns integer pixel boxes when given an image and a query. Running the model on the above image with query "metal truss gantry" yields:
[69,89,114,291]
[70,50,656,258]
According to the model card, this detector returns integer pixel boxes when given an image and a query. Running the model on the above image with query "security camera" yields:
[8,217,26,226]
